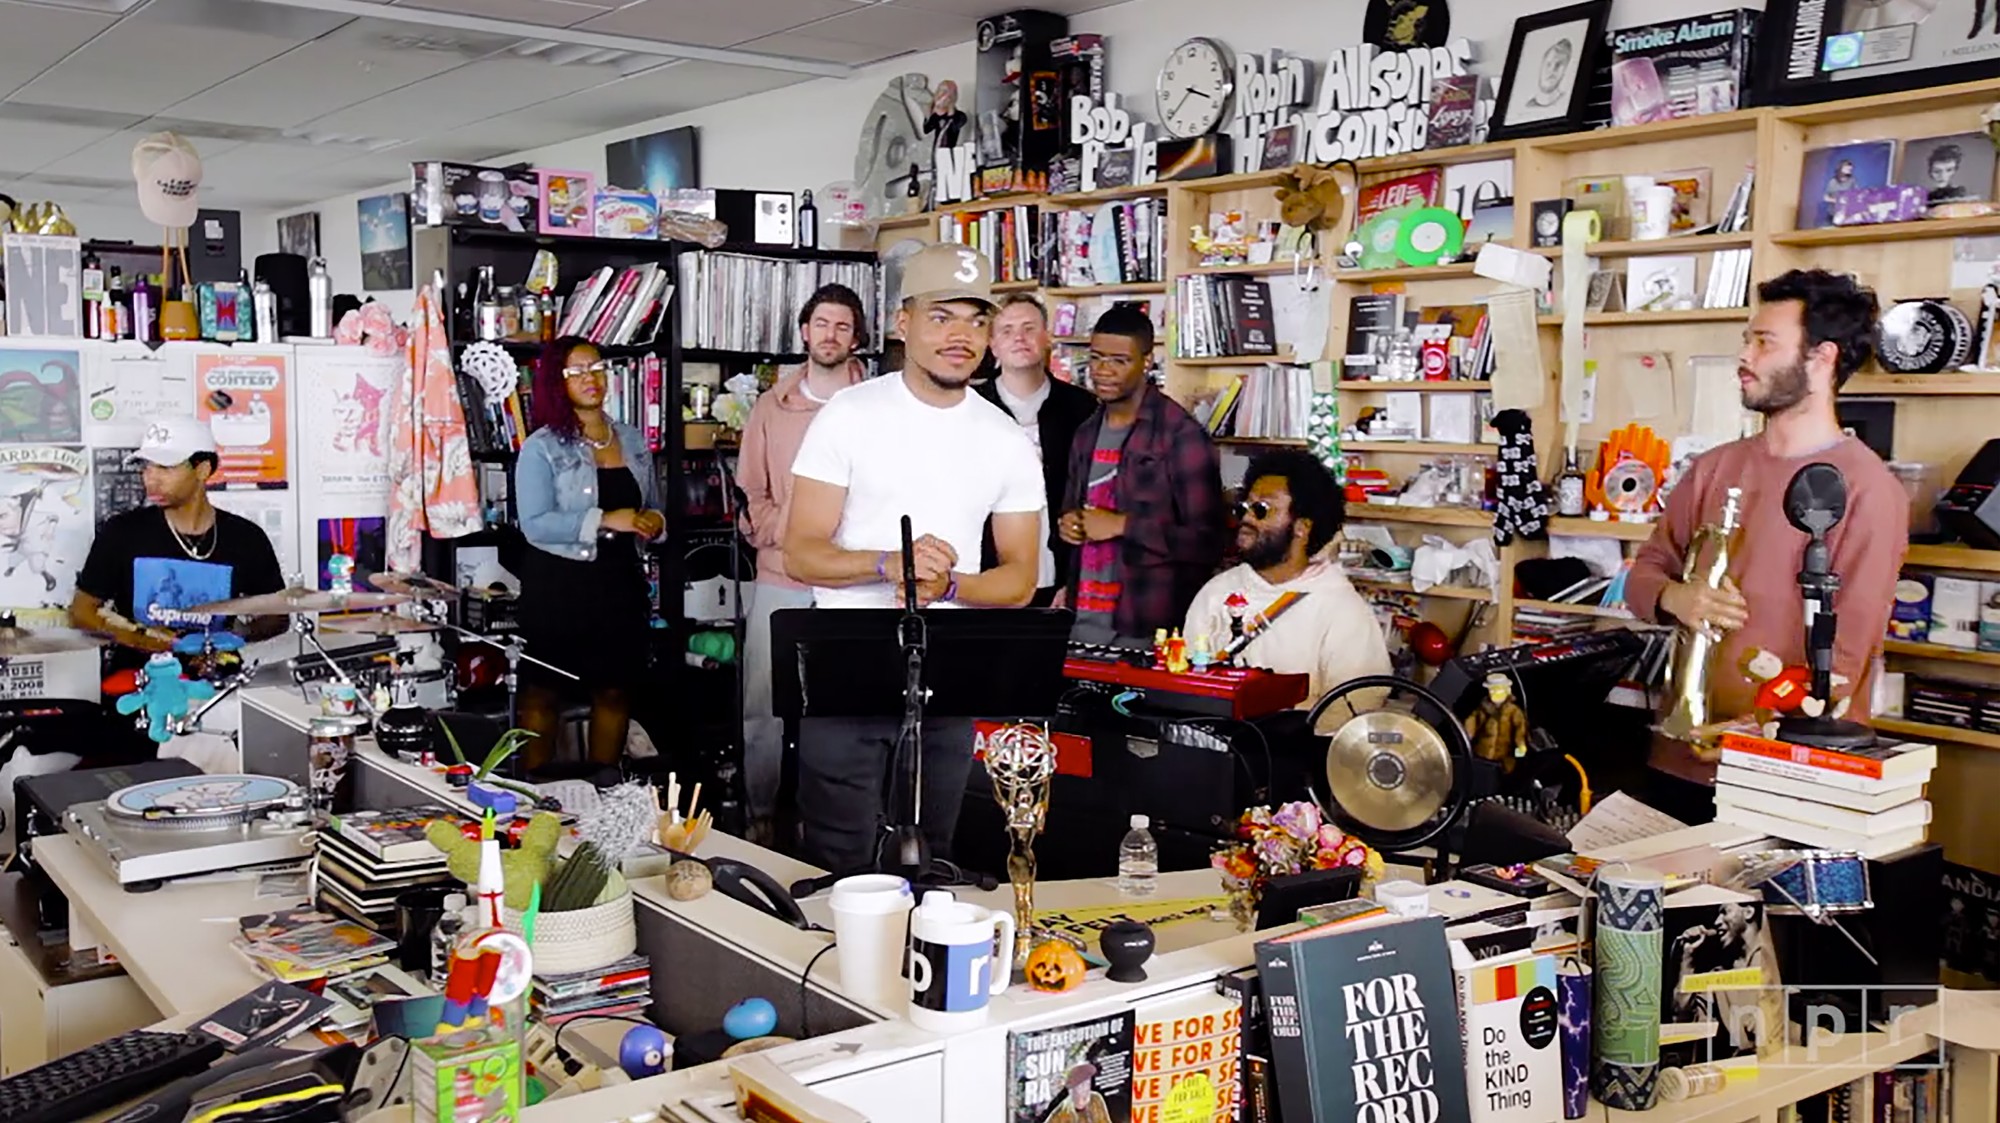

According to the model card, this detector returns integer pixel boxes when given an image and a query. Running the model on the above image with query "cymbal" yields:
[370,572,458,601]
[0,624,108,656]
[189,587,411,616]
[323,614,440,636]
[1324,708,1452,833]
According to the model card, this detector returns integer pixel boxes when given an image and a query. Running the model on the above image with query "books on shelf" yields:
[1710,728,1933,857]
[1712,802,1926,859]
[1714,783,1931,837]
[940,203,1040,283]
[676,251,879,355]
[1702,248,1751,309]
[557,263,673,346]
[1043,198,1166,288]
[1448,942,1561,1123]
[1176,274,1279,358]
[457,353,663,456]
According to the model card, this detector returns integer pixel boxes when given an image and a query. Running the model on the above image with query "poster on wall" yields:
[213,490,297,581]
[0,344,83,443]
[296,349,395,512]
[82,343,195,446]
[605,125,699,199]
[195,351,289,489]
[93,447,146,527]
[0,446,92,612]
[357,193,412,291]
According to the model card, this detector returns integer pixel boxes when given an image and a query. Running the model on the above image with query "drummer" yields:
[70,417,286,669]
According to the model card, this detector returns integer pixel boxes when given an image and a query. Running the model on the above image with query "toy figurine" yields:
[1189,635,1213,671]
[1225,591,1250,643]
[115,652,217,742]
[1152,627,1169,670]
[1024,938,1087,993]
[1745,647,1850,735]
[923,80,967,157]
[1464,672,1528,771]
[1165,629,1190,674]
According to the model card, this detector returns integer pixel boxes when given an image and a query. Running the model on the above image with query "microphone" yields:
[1777,461,1876,750]
[1784,461,1848,538]
[899,515,919,613]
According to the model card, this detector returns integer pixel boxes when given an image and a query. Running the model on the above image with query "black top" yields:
[76,506,285,666]
[975,373,1099,580]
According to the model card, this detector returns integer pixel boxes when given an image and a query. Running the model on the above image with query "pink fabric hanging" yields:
[386,283,483,571]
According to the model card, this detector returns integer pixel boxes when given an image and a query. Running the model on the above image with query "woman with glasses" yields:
[512,336,665,775]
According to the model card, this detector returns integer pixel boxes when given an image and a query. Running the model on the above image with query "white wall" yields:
[285,0,1758,322]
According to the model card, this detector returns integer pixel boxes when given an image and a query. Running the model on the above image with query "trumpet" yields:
[1658,486,1743,741]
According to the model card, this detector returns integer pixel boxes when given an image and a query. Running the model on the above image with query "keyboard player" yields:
[1181,450,1389,706]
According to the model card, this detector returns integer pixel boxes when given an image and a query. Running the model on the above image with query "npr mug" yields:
[906,890,1015,1031]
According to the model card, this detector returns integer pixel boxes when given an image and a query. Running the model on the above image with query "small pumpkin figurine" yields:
[1024,937,1087,993]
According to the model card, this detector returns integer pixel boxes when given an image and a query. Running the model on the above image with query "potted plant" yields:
[1211,801,1385,930]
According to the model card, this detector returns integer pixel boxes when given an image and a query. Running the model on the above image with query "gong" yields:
[1309,674,1472,852]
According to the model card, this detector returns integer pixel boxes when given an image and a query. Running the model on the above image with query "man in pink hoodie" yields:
[737,284,868,843]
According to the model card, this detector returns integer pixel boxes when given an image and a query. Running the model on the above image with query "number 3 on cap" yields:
[953,249,979,284]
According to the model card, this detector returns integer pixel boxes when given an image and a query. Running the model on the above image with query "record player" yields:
[65,773,315,890]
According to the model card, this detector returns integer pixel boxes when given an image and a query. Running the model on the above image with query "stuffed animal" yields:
[114,653,216,742]
[1744,647,1850,734]
[427,811,561,911]
[1273,165,1345,230]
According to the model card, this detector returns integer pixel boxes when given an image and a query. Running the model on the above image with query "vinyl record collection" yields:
[675,252,879,355]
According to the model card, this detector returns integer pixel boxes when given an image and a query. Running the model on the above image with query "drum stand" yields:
[291,613,377,717]
[444,625,578,731]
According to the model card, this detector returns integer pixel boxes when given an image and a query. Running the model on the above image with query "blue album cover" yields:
[132,556,232,628]
[1796,140,1897,229]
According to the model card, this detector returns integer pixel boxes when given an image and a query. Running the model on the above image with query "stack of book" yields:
[677,252,879,355]
[1511,607,1597,644]
[317,806,470,930]
[1043,199,1165,288]
[557,263,674,346]
[1175,274,1278,358]
[235,907,401,986]
[530,953,653,1025]
[1713,729,1937,859]
[938,203,1040,283]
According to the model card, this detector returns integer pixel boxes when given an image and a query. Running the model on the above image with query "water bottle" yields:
[430,893,467,987]
[1117,814,1158,896]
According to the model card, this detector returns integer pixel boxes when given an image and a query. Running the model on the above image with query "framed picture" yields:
[1490,0,1611,140]
[1900,132,1996,204]
[276,212,319,258]
[356,193,411,292]
[1259,124,1300,171]
[605,125,699,199]
[1755,0,2000,106]
[1795,140,1896,229]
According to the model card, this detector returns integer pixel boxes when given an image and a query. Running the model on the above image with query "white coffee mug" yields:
[906,891,1015,1031]
[827,874,914,1010]
[1632,183,1676,240]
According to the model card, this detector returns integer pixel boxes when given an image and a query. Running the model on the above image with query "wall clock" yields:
[1156,37,1233,139]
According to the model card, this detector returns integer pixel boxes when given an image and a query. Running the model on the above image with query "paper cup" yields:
[828,874,914,1009]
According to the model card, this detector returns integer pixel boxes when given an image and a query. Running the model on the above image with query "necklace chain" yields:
[582,427,613,451]
[167,510,216,561]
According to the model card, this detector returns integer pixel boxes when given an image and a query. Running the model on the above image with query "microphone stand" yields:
[887,515,932,879]
[1777,524,1878,750]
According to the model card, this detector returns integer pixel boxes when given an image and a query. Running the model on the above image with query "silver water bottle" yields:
[252,278,278,343]
[308,256,333,338]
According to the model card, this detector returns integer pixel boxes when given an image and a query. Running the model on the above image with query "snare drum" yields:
[1739,849,1873,918]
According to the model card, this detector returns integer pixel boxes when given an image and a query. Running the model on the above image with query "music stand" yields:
[769,607,1072,897]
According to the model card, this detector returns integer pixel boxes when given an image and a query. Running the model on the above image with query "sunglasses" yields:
[1233,500,1276,520]
[562,361,609,380]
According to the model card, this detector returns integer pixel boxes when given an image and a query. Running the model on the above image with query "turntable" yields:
[64,773,314,891]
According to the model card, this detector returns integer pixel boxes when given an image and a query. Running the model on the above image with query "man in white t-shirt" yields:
[783,243,1045,872]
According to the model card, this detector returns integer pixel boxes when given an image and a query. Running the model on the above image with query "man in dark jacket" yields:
[975,294,1098,606]
[1059,303,1226,644]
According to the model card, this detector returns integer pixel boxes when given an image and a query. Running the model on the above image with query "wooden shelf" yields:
[1045,282,1167,297]
[1343,440,1498,455]
[1884,640,2000,667]
[1906,544,2000,573]
[1346,504,1494,527]
[1531,108,1760,153]
[1768,215,2000,246]
[1843,374,2000,396]
[1529,232,1756,258]
[1183,259,1322,276]
[1044,181,1169,205]
[1873,716,2000,751]
[1547,516,1657,541]
[1537,308,1745,326]
[1776,75,2000,125]
[1339,380,1491,392]
[1334,261,1480,284]
[991,279,1040,293]
[1215,435,1308,447]
[1515,598,1635,620]
[1175,351,1295,366]
[1351,576,1495,602]
[872,193,1041,231]
[1360,139,1519,174]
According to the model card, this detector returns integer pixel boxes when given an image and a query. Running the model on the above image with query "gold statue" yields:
[1464,672,1528,772]
[985,723,1057,970]
[1659,486,1743,742]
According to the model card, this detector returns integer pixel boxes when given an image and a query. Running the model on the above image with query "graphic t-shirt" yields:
[1070,422,1132,643]
[76,506,286,668]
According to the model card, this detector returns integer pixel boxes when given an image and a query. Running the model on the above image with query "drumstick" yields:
[686,782,701,822]
[666,772,680,823]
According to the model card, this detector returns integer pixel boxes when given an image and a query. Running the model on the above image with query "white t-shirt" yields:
[791,371,1046,608]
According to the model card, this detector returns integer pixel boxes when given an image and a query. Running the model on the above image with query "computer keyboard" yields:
[0,1028,225,1123]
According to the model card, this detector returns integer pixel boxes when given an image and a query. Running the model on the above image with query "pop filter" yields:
[1784,462,1848,537]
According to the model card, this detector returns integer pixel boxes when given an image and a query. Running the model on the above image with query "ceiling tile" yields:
[303,55,618,135]
[37,127,244,182]
[0,0,118,98]
[12,16,322,114]
[732,32,903,65]
[516,61,807,129]
[0,118,126,171]
[578,0,863,48]
[165,21,477,129]
[791,4,968,49]
[391,0,613,27]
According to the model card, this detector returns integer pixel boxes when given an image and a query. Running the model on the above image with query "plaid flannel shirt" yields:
[1061,386,1227,638]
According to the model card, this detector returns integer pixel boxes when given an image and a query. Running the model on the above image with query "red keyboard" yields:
[1063,657,1309,720]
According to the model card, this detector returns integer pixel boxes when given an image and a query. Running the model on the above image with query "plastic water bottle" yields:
[1118,814,1158,896]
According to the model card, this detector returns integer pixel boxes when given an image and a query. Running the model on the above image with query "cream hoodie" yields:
[1181,555,1392,707]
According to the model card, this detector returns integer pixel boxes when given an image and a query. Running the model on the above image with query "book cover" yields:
[1007,1010,1136,1123]
[1453,949,1561,1123]
[1940,861,2000,985]
[332,805,467,863]
[1609,10,1757,127]
[1257,915,1469,1123]
[195,981,336,1052]
[1344,293,1403,371]
[1357,169,1442,227]
[1427,76,1479,149]
[1232,280,1278,355]
[1659,891,1769,1070]
[1716,730,1937,783]
[1133,989,1241,1123]
[1713,765,1926,814]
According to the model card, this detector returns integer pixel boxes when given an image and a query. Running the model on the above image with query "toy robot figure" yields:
[1464,671,1528,772]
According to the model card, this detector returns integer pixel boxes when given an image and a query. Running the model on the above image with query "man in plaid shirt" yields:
[1058,303,1226,644]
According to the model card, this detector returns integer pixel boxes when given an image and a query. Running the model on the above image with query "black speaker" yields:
[1773,843,1944,1031]
[255,252,309,339]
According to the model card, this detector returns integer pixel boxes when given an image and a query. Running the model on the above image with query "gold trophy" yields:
[1659,486,1743,742]
[985,723,1057,968]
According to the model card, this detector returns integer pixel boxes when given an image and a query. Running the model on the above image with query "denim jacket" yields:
[515,421,662,561]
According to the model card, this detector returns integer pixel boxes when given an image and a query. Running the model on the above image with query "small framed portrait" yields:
[1899,132,1996,205]
[1490,0,1611,140]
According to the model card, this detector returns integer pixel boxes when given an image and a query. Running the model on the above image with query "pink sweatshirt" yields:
[1626,434,1908,783]
[737,363,863,588]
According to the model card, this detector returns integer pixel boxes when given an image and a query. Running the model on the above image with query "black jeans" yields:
[796,716,976,874]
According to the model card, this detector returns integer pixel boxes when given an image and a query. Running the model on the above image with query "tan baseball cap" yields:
[899,243,995,310]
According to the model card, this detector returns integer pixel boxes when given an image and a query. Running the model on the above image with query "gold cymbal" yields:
[322,614,441,636]
[1324,707,1452,833]
[189,587,411,616]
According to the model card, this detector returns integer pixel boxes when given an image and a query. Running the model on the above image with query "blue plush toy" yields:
[115,653,216,742]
